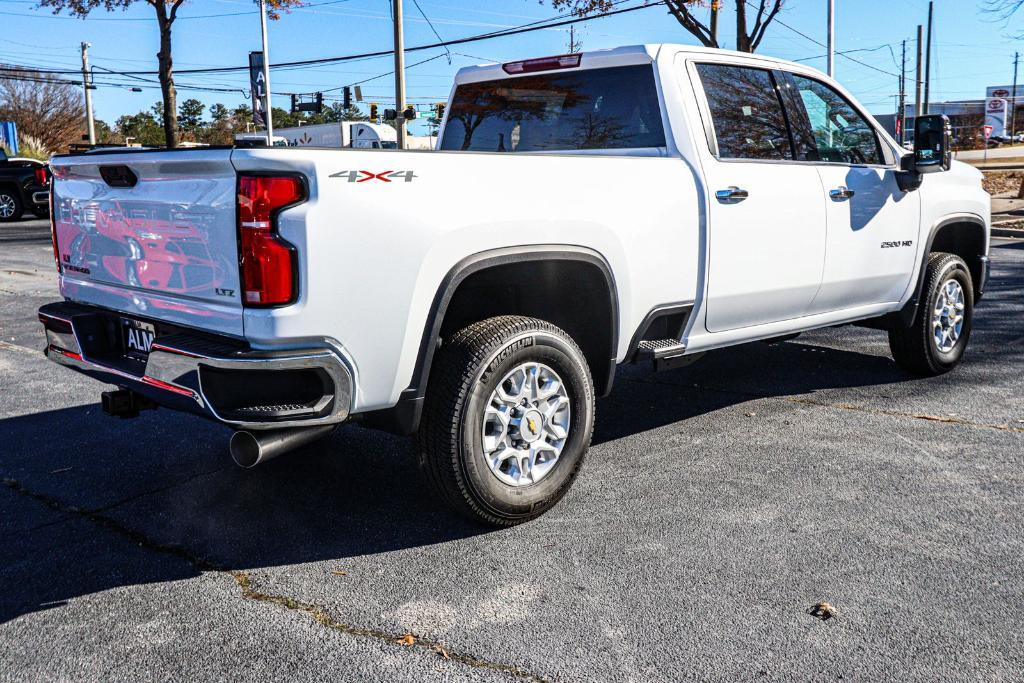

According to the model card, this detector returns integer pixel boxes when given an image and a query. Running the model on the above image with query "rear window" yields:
[439,64,666,152]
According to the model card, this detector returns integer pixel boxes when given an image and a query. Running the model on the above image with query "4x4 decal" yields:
[330,170,417,183]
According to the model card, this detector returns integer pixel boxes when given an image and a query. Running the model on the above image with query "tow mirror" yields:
[913,114,952,173]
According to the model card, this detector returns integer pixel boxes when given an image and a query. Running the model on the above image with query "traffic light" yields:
[369,103,378,120]
[315,91,324,114]
[342,86,351,110]
[402,106,417,121]
[435,102,445,119]
[384,108,398,121]
[290,94,298,114]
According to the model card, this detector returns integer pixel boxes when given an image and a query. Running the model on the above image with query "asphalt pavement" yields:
[1,217,1022,682]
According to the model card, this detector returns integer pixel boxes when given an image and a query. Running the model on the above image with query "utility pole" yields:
[80,42,96,146]
[393,0,407,150]
[710,1,719,46]
[1012,51,1019,138]
[923,0,933,115]
[898,39,907,145]
[915,24,923,117]
[826,0,835,77]
[258,0,274,142]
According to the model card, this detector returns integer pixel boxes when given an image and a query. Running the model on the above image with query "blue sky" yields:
[1,0,1021,135]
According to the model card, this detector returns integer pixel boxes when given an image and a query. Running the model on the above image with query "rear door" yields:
[692,62,828,332]
[51,149,244,336]
[779,72,921,313]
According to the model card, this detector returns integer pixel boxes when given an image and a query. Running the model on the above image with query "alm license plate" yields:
[121,318,156,360]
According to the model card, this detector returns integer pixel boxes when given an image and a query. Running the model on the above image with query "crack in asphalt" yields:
[1,478,553,682]
[624,376,1024,434]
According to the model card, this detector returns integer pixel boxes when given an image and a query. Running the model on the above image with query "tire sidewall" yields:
[458,329,593,521]
[925,258,973,369]
[0,190,23,222]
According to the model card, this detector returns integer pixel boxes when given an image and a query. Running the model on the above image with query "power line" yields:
[742,0,901,78]
[0,0,656,77]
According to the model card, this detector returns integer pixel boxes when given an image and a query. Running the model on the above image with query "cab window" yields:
[787,74,882,165]
[695,63,793,161]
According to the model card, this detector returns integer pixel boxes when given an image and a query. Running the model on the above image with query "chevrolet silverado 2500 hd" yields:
[38,45,990,526]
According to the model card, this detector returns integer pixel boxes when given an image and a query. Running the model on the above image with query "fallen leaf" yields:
[808,601,838,621]
[331,570,348,576]
[397,633,416,646]
[433,644,450,660]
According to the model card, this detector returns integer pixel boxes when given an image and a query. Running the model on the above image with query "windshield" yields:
[439,64,665,152]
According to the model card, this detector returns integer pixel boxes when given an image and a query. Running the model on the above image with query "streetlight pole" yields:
[915,24,923,117]
[80,42,96,146]
[923,0,933,115]
[393,0,407,150]
[258,0,274,143]
[826,0,834,78]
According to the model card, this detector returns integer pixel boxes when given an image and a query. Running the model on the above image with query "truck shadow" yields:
[1,245,1020,625]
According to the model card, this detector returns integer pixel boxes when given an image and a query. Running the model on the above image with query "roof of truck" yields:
[451,43,826,85]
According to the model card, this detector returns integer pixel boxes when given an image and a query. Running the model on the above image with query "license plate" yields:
[121,318,156,360]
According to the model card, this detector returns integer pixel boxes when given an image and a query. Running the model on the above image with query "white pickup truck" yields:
[39,45,990,526]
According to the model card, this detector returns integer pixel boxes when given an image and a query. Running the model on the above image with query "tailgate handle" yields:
[99,165,138,188]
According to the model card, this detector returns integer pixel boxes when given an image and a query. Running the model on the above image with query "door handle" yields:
[715,186,749,201]
[829,186,855,200]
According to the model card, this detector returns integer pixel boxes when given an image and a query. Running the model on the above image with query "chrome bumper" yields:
[38,301,353,430]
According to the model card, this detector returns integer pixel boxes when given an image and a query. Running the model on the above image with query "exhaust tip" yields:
[229,430,262,468]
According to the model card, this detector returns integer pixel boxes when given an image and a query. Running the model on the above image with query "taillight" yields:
[35,166,48,186]
[49,185,60,273]
[502,53,581,75]
[237,174,305,306]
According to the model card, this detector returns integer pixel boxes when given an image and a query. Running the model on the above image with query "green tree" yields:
[39,0,306,148]
[548,0,784,53]
[116,111,165,146]
[209,103,230,122]
[177,98,206,136]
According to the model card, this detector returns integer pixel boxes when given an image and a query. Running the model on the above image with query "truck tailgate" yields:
[51,149,243,337]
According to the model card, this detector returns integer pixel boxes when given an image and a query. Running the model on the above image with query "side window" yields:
[696,63,793,161]
[788,74,882,165]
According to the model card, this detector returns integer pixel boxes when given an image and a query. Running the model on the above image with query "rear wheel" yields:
[0,189,23,222]
[889,252,974,376]
[417,316,595,526]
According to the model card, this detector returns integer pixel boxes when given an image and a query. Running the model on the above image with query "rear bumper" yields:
[38,301,353,430]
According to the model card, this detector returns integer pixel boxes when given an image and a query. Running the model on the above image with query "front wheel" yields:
[889,252,975,376]
[417,316,595,526]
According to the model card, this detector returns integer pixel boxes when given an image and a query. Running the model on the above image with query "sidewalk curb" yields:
[992,227,1024,238]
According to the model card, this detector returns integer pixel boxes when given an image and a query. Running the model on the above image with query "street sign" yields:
[983,125,993,139]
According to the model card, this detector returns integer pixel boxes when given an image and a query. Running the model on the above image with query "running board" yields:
[634,339,692,372]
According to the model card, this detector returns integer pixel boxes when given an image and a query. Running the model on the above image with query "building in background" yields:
[876,84,1024,149]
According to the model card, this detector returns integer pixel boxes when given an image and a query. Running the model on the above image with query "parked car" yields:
[38,45,989,526]
[0,149,49,221]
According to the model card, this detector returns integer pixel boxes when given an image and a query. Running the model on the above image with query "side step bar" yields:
[634,339,694,372]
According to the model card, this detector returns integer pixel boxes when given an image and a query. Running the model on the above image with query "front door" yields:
[693,62,828,332]
[782,72,921,313]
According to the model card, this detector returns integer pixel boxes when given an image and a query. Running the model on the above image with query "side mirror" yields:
[913,114,952,173]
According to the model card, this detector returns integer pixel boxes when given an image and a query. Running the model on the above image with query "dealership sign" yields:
[985,97,1009,138]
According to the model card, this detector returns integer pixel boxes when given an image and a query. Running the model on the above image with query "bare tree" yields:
[548,0,785,53]
[38,0,305,148]
[982,0,1024,21]
[0,68,85,153]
